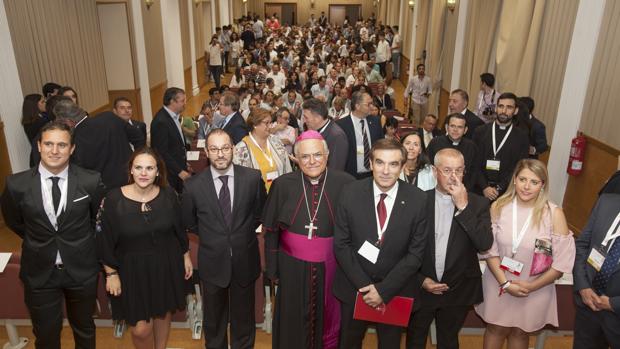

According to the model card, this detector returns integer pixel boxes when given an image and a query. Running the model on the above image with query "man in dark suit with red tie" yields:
[182,129,266,349]
[333,138,427,348]
[2,122,105,349]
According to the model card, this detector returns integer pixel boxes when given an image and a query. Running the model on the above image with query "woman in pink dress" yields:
[475,159,575,348]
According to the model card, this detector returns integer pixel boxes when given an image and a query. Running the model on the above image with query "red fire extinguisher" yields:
[567,132,586,176]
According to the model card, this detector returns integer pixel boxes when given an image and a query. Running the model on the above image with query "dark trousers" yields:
[24,269,97,349]
[209,65,222,89]
[338,301,403,349]
[406,305,469,349]
[202,280,255,349]
[223,51,230,72]
[378,62,387,78]
[573,304,620,349]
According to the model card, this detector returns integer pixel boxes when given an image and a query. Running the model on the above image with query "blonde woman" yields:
[475,159,575,349]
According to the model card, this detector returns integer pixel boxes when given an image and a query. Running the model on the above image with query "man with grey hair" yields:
[263,130,354,349]
[407,148,492,348]
[302,98,348,171]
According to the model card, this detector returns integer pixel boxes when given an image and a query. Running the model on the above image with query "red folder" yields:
[353,292,414,327]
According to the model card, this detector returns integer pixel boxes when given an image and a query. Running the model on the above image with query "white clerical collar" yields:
[495,121,509,130]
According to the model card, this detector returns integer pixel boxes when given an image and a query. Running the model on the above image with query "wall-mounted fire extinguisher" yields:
[567,132,586,176]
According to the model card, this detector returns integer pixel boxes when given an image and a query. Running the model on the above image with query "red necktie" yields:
[377,193,387,230]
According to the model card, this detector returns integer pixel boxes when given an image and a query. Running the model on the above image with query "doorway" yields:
[329,4,361,26]
[264,3,297,26]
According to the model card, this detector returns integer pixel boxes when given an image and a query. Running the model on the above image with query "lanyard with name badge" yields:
[588,212,620,271]
[500,198,533,276]
[486,124,513,172]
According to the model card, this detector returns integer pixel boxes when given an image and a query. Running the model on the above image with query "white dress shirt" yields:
[404,75,432,104]
[351,114,372,174]
[373,181,399,240]
[164,105,184,140]
[39,163,69,264]
[211,165,235,208]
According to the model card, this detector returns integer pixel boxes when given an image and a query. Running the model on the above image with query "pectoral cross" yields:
[305,221,318,239]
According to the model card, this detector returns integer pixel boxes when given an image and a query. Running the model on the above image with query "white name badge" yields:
[500,256,524,276]
[186,151,200,161]
[587,247,606,272]
[196,139,206,149]
[486,159,501,171]
[356,145,365,155]
[266,171,278,182]
[358,240,380,264]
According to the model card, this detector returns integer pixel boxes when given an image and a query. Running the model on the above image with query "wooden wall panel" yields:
[400,56,410,87]
[0,122,12,193]
[197,56,206,88]
[108,89,143,122]
[184,67,193,97]
[150,81,168,117]
[562,135,620,234]
[437,88,450,131]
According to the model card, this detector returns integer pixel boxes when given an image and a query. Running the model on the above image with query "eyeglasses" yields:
[437,167,465,177]
[207,145,233,154]
[299,152,325,163]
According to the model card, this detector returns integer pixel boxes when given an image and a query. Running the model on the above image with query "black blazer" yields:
[151,107,187,191]
[130,119,147,141]
[574,194,620,313]
[1,165,105,288]
[72,112,146,190]
[181,165,266,288]
[463,109,484,139]
[529,115,548,158]
[336,115,384,177]
[223,112,249,145]
[373,94,393,110]
[333,178,427,304]
[414,190,492,309]
[416,127,441,154]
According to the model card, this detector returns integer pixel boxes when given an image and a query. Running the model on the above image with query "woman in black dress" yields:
[97,147,192,349]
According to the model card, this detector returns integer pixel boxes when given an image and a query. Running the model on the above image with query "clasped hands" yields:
[359,284,384,309]
[580,288,613,312]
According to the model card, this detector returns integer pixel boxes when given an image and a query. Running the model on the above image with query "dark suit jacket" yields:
[416,127,441,154]
[463,109,484,139]
[373,94,393,110]
[1,165,105,288]
[529,115,548,158]
[129,119,147,141]
[336,115,384,177]
[222,112,249,145]
[151,107,187,191]
[574,194,620,313]
[414,190,492,309]
[321,120,348,171]
[333,179,427,304]
[181,165,266,288]
[72,112,145,190]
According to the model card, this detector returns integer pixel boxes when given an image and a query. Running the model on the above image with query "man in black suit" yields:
[472,92,529,201]
[151,87,190,192]
[182,129,266,349]
[1,122,105,349]
[449,89,484,139]
[336,91,384,179]
[112,97,147,141]
[573,194,620,348]
[333,138,427,348]
[417,114,441,155]
[72,107,145,190]
[302,97,348,171]
[427,113,479,191]
[219,91,248,145]
[407,148,492,348]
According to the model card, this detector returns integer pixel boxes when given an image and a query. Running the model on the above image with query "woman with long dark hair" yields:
[21,93,47,142]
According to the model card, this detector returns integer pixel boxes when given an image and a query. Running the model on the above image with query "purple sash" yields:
[280,229,339,349]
